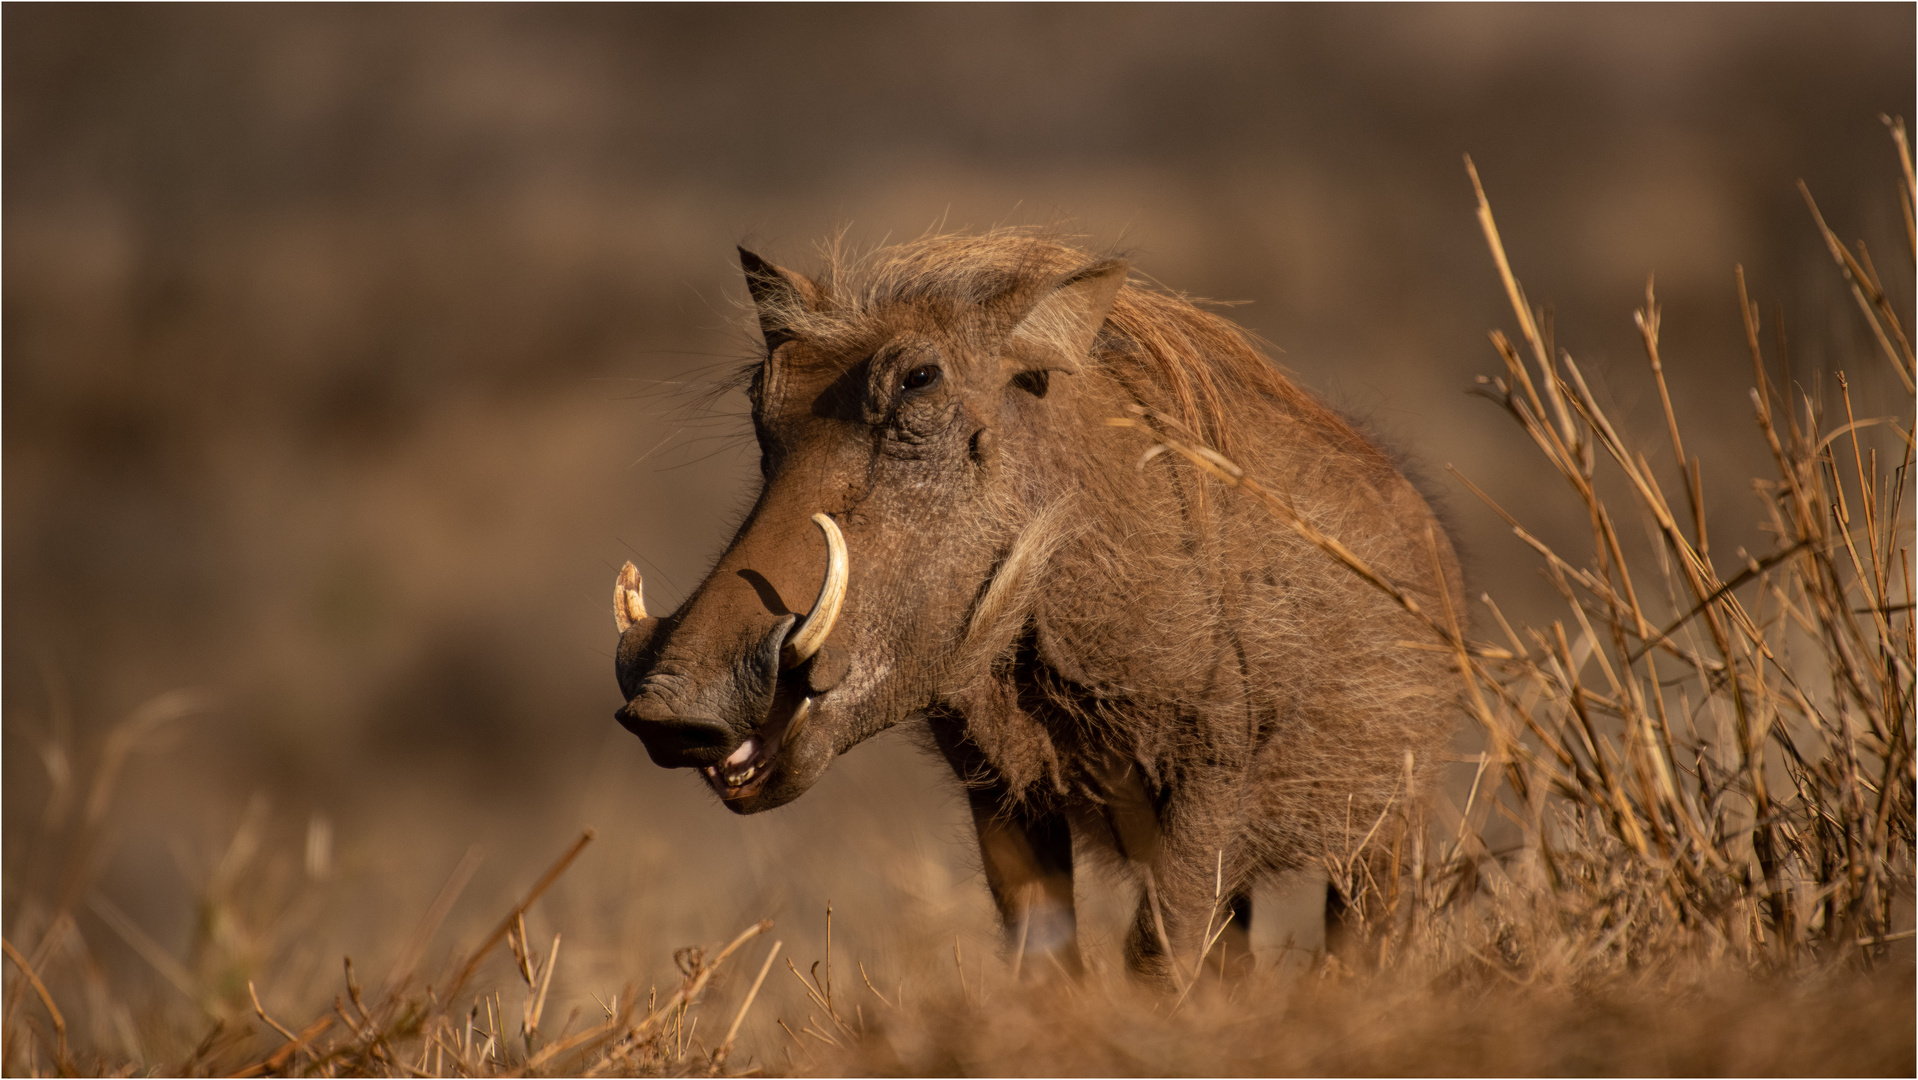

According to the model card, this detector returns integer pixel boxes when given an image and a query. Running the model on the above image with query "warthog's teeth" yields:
[705,700,813,796]
[715,736,764,788]
[722,737,759,768]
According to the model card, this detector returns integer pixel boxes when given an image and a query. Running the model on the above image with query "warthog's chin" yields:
[701,694,816,810]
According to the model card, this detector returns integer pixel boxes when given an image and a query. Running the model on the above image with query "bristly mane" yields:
[746,228,1380,463]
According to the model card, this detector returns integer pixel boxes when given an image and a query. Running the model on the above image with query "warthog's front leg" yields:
[927,714,1084,977]
[1101,766,1254,987]
[970,798,1083,977]
[1125,852,1253,986]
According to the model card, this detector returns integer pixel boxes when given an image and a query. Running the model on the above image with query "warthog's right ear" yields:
[739,247,820,353]
[1005,258,1128,380]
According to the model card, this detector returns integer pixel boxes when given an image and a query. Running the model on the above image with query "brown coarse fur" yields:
[615,227,1464,982]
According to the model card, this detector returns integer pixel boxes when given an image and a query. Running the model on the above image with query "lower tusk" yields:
[786,697,814,739]
[614,561,647,631]
[783,513,847,666]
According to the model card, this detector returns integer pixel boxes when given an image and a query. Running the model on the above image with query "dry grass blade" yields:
[1887,115,1917,256]
[511,984,633,1077]
[535,933,561,1025]
[1139,866,1189,991]
[1801,180,1916,393]
[1,936,69,1073]
[52,691,210,921]
[446,830,593,1003]
[856,962,893,1009]
[230,1014,335,1079]
[383,843,485,999]
[85,893,203,1010]
[710,938,781,1074]
[244,981,321,1065]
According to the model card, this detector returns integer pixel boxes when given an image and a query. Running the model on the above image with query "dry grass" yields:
[4,128,1914,1076]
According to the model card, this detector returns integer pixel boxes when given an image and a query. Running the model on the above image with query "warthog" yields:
[613,231,1462,980]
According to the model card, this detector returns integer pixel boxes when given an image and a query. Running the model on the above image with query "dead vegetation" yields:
[4,127,1913,1076]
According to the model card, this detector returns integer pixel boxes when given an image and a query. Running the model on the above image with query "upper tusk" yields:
[783,513,847,666]
[614,561,647,631]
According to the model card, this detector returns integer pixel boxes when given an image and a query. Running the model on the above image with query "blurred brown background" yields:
[4,2,1913,1052]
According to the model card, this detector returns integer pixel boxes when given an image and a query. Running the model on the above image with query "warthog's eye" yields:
[901,364,942,393]
[1010,369,1050,398]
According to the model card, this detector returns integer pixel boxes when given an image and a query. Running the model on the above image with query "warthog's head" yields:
[613,238,1126,812]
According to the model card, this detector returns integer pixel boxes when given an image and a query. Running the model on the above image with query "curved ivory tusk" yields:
[783,513,847,666]
[614,561,647,631]
[786,696,814,739]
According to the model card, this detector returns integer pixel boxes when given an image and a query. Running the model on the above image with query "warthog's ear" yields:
[739,247,820,353]
[1004,258,1128,380]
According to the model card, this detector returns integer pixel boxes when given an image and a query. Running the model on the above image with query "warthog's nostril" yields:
[617,699,738,769]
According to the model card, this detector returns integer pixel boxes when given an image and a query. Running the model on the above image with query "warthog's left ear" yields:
[1004,259,1128,380]
[739,247,822,353]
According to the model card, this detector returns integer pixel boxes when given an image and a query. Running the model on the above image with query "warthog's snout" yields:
[613,514,849,789]
[617,614,792,769]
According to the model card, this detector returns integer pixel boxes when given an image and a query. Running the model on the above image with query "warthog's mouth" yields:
[702,694,812,802]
